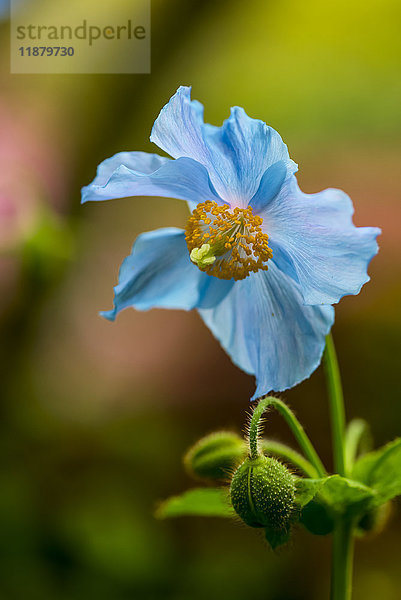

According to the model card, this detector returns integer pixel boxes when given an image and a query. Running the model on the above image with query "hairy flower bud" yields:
[230,455,296,548]
[184,431,247,481]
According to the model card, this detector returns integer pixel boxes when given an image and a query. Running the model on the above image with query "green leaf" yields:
[295,478,325,508]
[300,499,334,535]
[155,488,235,520]
[296,475,375,516]
[357,502,392,535]
[318,475,376,516]
[297,475,376,535]
[296,478,334,536]
[344,418,373,474]
[352,438,401,504]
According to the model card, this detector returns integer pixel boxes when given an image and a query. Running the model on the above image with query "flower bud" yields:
[184,431,247,481]
[230,455,296,548]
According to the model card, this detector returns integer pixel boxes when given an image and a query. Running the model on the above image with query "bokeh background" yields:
[1,1,400,598]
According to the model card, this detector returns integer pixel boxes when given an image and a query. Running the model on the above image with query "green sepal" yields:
[352,438,401,505]
[184,431,246,481]
[155,488,235,519]
[265,524,292,550]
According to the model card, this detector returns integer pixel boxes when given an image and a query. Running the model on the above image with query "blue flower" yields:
[82,86,380,400]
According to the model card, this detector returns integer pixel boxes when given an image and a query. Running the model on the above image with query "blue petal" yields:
[198,262,335,400]
[249,161,288,213]
[254,176,381,305]
[150,86,297,207]
[197,275,235,309]
[87,151,170,186]
[81,153,222,206]
[101,228,233,320]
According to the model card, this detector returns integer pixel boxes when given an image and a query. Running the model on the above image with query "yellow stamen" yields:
[185,200,273,281]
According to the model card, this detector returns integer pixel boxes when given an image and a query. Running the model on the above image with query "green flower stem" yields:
[323,334,346,477]
[260,439,318,477]
[324,335,356,599]
[331,518,355,600]
[345,419,371,475]
[249,396,326,477]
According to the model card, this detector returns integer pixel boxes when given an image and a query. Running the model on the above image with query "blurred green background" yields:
[1,0,400,598]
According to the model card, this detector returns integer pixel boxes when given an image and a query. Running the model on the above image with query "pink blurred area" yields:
[0,95,70,313]
[0,97,67,212]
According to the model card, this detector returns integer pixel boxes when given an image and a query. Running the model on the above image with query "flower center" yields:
[185,201,273,280]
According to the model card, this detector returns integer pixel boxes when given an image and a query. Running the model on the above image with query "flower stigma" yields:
[185,200,273,280]
[189,243,216,267]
